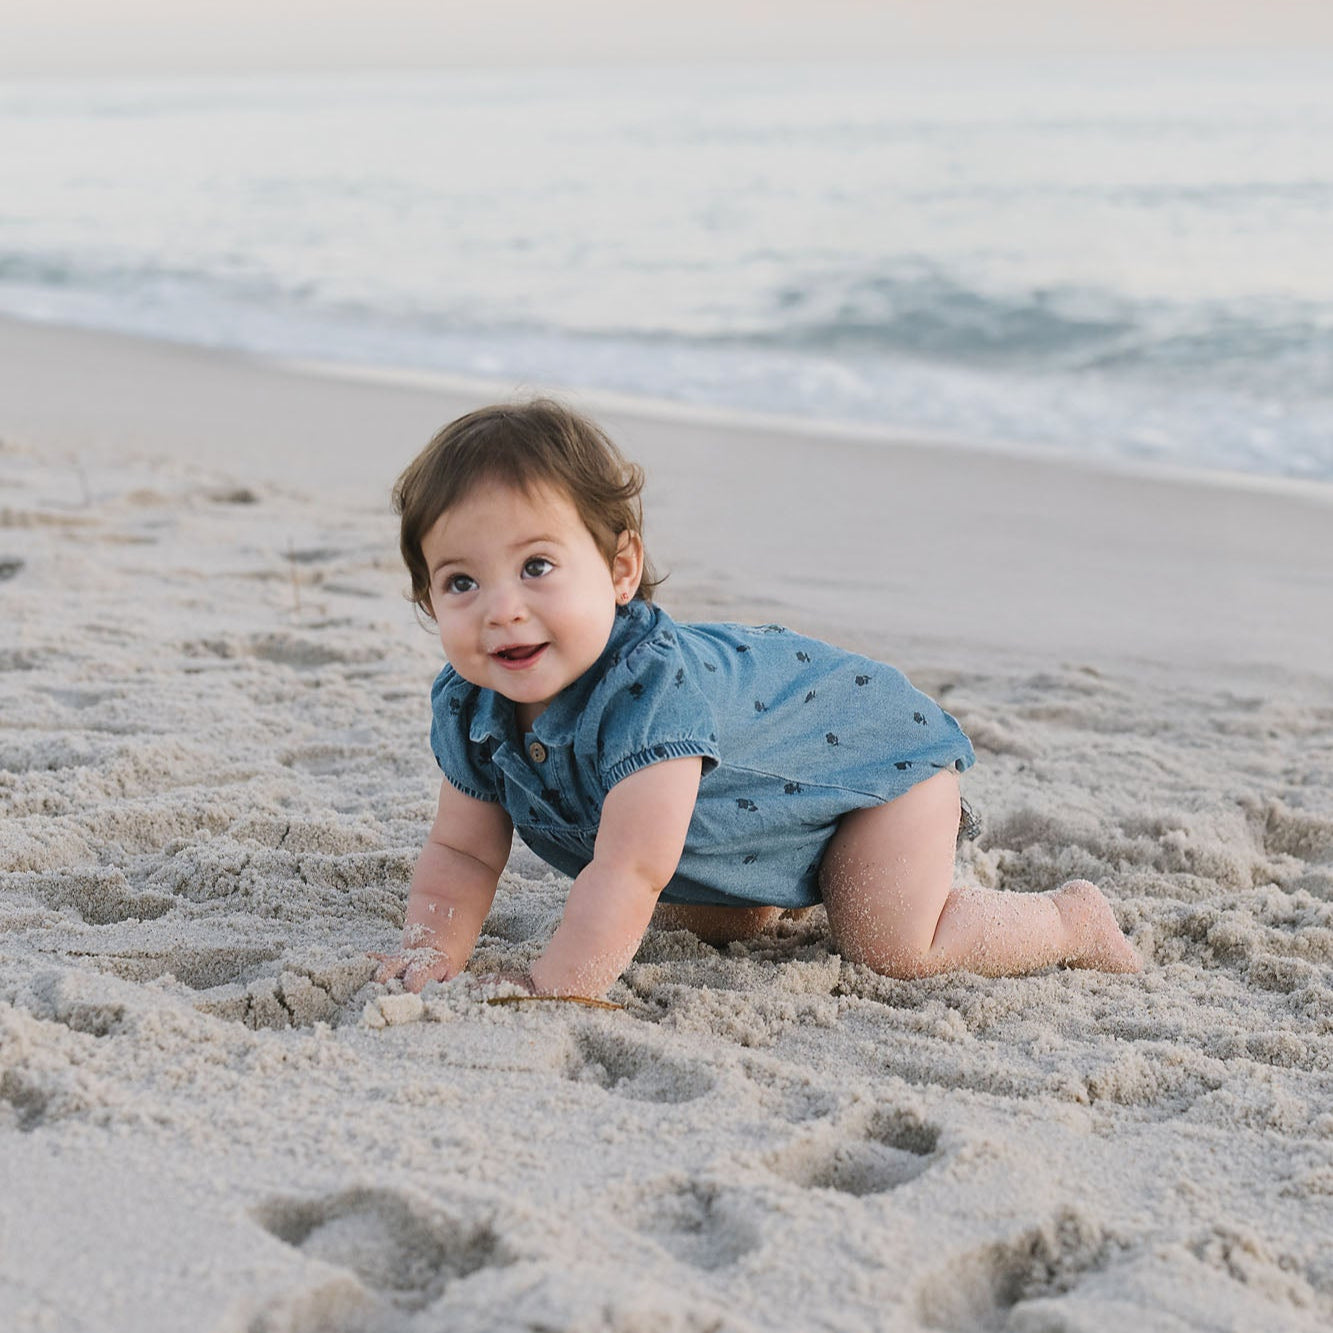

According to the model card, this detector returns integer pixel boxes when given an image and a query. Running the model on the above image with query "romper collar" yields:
[466,687,516,747]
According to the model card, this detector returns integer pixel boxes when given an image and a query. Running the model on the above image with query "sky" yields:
[3,0,1331,76]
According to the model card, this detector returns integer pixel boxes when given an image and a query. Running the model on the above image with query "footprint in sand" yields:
[1187,1226,1323,1314]
[916,1209,1118,1332]
[735,1054,840,1123]
[765,1104,940,1197]
[205,486,259,504]
[1,1072,61,1132]
[16,868,176,925]
[184,630,386,669]
[278,742,379,775]
[193,955,378,1029]
[624,1178,761,1272]
[563,1025,716,1104]
[283,545,344,565]
[1251,798,1333,864]
[38,685,114,710]
[252,1187,513,1315]
[89,942,284,990]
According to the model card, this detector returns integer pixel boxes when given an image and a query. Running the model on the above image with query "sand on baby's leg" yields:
[819,769,1141,977]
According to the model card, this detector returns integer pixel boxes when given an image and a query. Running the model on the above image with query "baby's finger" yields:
[368,951,408,984]
[402,957,451,994]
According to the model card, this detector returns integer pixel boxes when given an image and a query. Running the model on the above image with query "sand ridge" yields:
[3,428,1333,1330]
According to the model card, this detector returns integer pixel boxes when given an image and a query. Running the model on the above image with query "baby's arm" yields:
[372,778,513,992]
[529,756,703,999]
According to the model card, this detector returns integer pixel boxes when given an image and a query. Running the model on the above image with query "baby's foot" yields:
[1052,880,1142,973]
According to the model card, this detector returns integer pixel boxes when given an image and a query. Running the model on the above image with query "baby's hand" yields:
[368,944,451,994]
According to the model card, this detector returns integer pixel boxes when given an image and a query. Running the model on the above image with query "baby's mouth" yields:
[492,643,548,664]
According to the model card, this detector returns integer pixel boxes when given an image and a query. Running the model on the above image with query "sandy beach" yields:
[3,313,1333,1332]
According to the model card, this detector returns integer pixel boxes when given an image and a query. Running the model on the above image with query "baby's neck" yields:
[514,700,545,733]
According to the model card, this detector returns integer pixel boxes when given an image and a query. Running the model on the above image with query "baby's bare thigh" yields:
[819,769,961,965]
[651,902,783,945]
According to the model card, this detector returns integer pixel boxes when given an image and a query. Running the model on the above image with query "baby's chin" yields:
[454,642,604,706]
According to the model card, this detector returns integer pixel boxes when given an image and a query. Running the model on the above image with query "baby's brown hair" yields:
[393,398,660,620]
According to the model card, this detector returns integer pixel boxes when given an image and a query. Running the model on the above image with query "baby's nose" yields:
[484,585,528,624]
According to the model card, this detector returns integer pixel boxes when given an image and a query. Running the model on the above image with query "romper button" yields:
[528,741,548,764]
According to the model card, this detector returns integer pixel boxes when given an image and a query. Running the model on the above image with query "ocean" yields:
[2,56,1331,480]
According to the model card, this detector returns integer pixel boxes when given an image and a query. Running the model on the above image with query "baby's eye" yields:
[522,557,554,579]
[443,573,476,594]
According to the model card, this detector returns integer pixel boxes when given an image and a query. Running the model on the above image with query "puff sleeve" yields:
[582,632,721,792]
[429,668,500,802]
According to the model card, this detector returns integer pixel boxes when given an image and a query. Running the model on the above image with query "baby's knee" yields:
[652,903,782,946]
[827,926,947,980]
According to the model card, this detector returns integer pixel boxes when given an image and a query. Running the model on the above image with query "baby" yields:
[373,400,1140,999]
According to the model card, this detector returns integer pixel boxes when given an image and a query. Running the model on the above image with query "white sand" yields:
[2,315,1332,1332]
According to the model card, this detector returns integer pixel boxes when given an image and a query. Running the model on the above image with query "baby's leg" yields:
[820,770,1140,977]
[651,903,783,946]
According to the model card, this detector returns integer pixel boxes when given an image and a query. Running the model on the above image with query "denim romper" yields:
[430,601,974,909]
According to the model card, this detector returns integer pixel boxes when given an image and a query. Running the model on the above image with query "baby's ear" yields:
[612,530,644,598]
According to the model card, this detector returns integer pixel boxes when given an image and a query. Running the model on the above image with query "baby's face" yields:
[421,480,639,730]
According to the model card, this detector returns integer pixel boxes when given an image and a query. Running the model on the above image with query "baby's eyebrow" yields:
[513,532,562,551]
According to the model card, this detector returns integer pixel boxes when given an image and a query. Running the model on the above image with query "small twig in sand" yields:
[286,538,301,619]
[70,454,92,507]
[485,995,625,1011]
